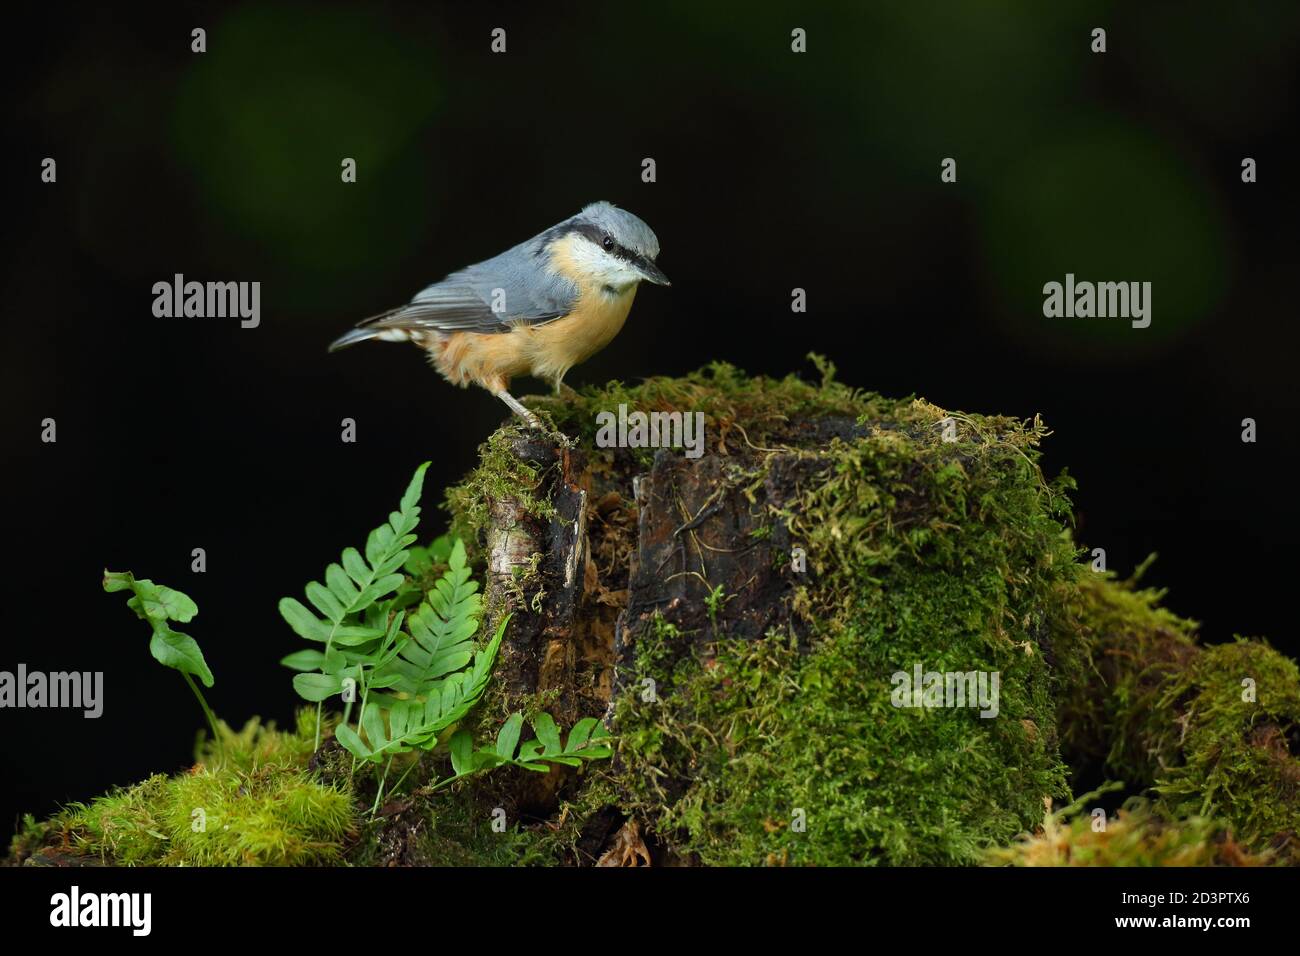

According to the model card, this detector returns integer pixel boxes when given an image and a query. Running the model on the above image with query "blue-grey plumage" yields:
[330,202,668,426]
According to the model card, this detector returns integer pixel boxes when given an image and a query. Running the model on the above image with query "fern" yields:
[103,571,220,746]
[279,462,430,748]
[335,613,508,763]
[434,712,613,790]
[372,539,480,697]
[275,462,602,817]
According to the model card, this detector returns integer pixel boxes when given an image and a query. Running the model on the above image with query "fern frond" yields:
[444,712,613,781]
[335,613,510,763]
[373,539,480,697]
[278,462,429,701]
[103,570,221,746]
[104,571,213,688]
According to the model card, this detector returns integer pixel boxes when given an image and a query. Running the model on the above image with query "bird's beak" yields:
[638,259,671,287]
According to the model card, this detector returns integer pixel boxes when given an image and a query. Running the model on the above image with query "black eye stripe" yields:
[570,221,653,270]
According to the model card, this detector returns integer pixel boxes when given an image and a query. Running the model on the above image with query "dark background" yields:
[3,2,1297,833]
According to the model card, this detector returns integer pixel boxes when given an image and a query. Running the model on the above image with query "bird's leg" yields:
[492,387,542,429]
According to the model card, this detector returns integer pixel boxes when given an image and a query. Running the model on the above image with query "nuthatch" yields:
[330,202,668,427]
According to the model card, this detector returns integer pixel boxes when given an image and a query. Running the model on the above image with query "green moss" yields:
[1052,569,1199,779]
[1054,572,1300,856]
[444,425,558,552]
[60,774,174,866]
[512,360,1083,864]
[530,357,866,450]
[165,764,352,866]
[19,359,1295,867]
[1151,641,1300,849]
[409,781,565,866]
[988,794,1275,867]
[27,712,355,866]
[6,814,48,863]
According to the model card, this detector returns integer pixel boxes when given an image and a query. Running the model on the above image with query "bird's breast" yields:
[521,284,636,383]
[524,236,640,381]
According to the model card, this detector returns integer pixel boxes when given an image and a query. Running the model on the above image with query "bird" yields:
[329,201,669,428]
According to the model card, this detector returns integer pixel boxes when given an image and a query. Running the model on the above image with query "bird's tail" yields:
[328,327,381,351]
[328,307,415,352]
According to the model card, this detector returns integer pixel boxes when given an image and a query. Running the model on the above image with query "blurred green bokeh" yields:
[170,4,442,292]
[979,123,1231,351]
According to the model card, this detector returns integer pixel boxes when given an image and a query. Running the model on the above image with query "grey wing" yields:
[359,241,578,337]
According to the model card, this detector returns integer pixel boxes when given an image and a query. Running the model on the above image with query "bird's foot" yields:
[533,418,575,449]
[495,389,573,448]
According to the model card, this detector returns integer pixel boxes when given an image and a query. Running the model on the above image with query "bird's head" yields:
[559,201,670,293]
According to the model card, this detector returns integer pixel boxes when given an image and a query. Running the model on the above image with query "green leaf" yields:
[305,581,346,623]
[331,624,387,646]
[355,573,406,608]
[399,462,430,516]
[278,598,331,643]
[334,723,375,762]
[543,756,583,768]
[292,672,343,702]
[496,712,525,759]
[566,717,599,753]
[361,705,388,754]
[106,573,198,625]
[341,547,370,587]
[324,563,360,606]
[373,550,483,696]
[450,729,473,776]
[532,713,562,755]
[149,628,214,687]
[102,570,136,593]
[280,649,326,672]
[517,739,544,763]
[472,751,508,772]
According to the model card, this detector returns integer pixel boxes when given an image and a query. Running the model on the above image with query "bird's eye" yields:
[602,235,614,251]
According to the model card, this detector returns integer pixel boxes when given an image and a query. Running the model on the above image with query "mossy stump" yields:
[438,360,1298,865]
[10,359,1299,867]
